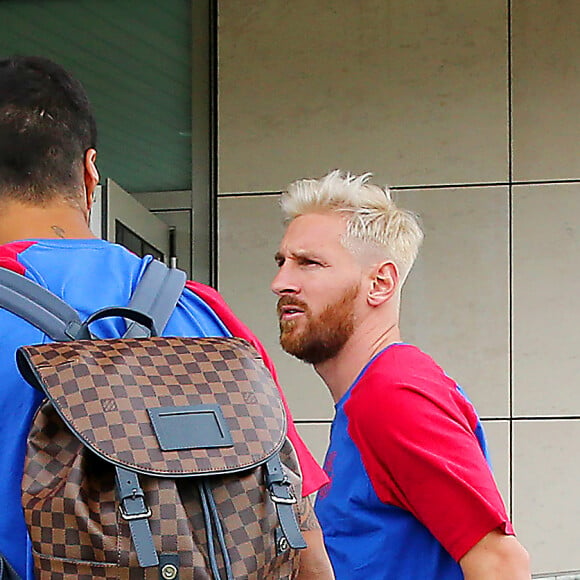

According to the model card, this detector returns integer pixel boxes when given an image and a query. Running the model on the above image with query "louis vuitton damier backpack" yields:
[0,261,306,579]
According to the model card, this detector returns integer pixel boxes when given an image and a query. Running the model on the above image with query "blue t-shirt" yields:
[0,238,231,579]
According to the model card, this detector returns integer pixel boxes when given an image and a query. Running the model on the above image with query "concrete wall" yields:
[216,1,580,575]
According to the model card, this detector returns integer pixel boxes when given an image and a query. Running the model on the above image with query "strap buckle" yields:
[118,487,152,521]
[118,504,152,521]
[269,481,297,505]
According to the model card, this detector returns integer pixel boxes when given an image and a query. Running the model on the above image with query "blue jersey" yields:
[0,238,327,579]
[315,344,513,579]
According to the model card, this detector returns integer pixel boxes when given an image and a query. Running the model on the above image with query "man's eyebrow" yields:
[293,249,319,260]
[275,249,321,262]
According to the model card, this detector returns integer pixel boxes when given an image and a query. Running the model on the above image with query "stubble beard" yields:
[278,284,359,365]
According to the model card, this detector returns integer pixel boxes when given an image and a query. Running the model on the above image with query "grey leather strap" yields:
[265,454,307,550]
[125,260,187,338]
[0,267,81,341]
[115,466,159,568]
[0,260,186,341]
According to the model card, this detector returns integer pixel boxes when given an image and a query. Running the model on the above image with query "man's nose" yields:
[271,264,298,296]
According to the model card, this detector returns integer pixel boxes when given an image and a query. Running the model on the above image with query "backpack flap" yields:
[16,336,287,477]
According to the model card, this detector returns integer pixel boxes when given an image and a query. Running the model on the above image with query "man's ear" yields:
[368,261,399,306]
[83,148,100,211]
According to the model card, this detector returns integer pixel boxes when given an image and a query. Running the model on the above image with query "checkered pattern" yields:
[21,336,303,578]
[20,337,286,475]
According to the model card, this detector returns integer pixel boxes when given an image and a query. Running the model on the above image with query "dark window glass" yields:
[115,220,164,262]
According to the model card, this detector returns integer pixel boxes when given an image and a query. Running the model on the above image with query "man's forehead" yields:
[276,213,344,255]
[285,212,346,239]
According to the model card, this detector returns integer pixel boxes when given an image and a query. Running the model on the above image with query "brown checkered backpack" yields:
[0,261,306,579]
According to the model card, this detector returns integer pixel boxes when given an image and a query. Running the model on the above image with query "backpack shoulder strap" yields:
[0,267,81,341]
[124,260,187,337]
[0,260,186,342]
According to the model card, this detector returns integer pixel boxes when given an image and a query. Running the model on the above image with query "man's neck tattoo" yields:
[51,225,66,238]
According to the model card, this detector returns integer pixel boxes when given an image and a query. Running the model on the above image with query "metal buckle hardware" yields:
[118,505,153,521]
[269,487,297,505]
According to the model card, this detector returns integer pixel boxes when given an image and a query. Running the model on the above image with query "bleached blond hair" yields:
[280,169,424,284]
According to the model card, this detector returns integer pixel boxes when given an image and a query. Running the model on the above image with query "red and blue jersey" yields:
[0,238,327,579]
[315,343,513,579]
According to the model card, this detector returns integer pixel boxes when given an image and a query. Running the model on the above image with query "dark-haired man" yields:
[0,55,332,579]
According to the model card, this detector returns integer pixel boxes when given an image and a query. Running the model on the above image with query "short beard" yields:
[278,283,359,365]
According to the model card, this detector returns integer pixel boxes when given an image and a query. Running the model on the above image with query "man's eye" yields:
[302,258,321,267]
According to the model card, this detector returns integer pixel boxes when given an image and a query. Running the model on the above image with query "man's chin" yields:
[279,332,303,357]
[280,346,306,362]
[279,321,300,338]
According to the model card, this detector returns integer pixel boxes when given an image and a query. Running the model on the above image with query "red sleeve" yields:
[346,349,513,561]
[185,281,329,496]
[0,241,36,274]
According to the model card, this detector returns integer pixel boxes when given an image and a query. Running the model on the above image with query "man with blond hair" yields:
[271,169,530,579]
